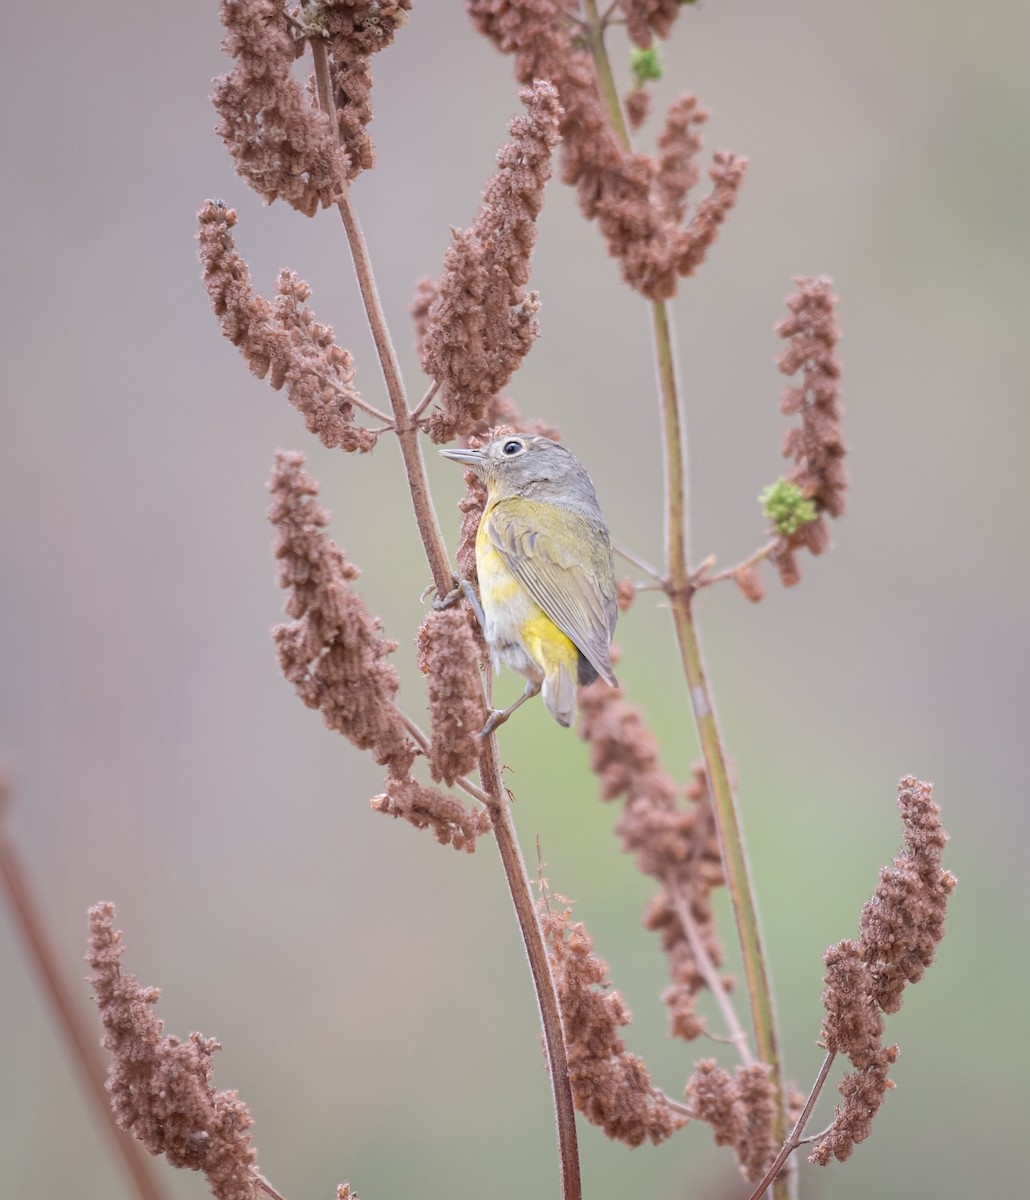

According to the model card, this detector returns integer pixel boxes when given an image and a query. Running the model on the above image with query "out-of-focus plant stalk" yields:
[582,8,791,1195]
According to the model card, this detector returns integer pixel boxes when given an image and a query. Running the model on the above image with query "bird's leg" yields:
[458,579,487,630]
[480,679,541,738]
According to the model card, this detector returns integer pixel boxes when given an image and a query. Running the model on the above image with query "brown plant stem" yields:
[581,9,790,1194]
[747,1051,837,1200]
[307,33,581,1200]
[0,785,171,1200]
[256,1173,289,1200]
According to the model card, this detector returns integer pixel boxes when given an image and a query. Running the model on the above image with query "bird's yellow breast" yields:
[475,515,578,681]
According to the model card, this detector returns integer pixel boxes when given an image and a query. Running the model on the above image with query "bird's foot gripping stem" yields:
[430,577,487,632]
[479,679,541,738]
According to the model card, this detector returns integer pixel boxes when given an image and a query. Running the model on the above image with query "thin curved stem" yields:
[746,1052,836,1200]
[398,712,492,809]
[612,539,665,585]
[665,878,754,1066]
[655,1089,693,1120]
[254,1172,289,1200]
[307,34,581,1200]
[697,539,778,587]
[410,379,441,421]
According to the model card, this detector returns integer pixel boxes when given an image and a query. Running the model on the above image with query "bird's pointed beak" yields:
[439,446,485,466]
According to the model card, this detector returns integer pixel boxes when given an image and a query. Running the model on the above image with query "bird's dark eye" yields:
[502,439,524,456]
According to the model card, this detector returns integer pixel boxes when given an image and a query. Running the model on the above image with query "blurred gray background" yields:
[2,2,1027,1198]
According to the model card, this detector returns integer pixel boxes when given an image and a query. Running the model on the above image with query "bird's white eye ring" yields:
[501,439,524,456]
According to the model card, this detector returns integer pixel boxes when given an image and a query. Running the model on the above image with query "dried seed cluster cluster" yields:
[198,201,377,452]
[268,450,489,851]
[416,608,487,785]
[418,81,563,442]
[812,777,955,1165]
[620,0,681,49]
[371,774,492,853]
[213,0,345,214]
[469,1,746,299]
[540,897,685,1147]
[577,683,777,1178]
[579,684,726,1044]
[213,0,409,212]
[88,904,259,1200]
[269,449,412,766]
[772,275,846,586]
[301,0,412,179]
[684,1058,779,1184]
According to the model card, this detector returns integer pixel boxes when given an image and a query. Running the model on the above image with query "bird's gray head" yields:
[441,434,603,516]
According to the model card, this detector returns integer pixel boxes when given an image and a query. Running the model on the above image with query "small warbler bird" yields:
[441,434,617,734]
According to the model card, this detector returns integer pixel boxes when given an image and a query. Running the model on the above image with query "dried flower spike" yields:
[769,275,846,586]
[88,904,259,1200]
[198,202,377,452]
[420,80,563,442]
[859,775,956,1014]
[580,678,726,1042]
[540,897,685,1147]
[683,1058,777,1182]
[811,777,954,1167]
[267,449,413,769]
[302,0,413,180]
[213,0,346,214]
[416,607,487,785]
[468,4,746,298]
[370,773,491,853]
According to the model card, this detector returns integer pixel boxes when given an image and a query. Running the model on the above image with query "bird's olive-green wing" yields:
[485,498,617,685]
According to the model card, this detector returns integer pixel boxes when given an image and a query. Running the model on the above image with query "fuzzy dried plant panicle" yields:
[268,451,491,852]
[579,681,726,1043]
[371,773,492,853]
[88,904,260,1200]
[416,607,487,785]
[540,895,685,1147]
[809,777,955,1167]
[268,448,413,769]
[769,275,846,586]
[620,0,682,48]
[198,201,378,452]
[213,0,346,215]
[684,1059,777,1184]
[859,775,955,1012]
[468,2,746,299]
[419,80,563,443]
[645,764,727,1045]
[300,0,413,179]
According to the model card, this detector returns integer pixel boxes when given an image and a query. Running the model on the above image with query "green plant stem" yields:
[581,9,791,1195]
[652,308,788,1166]
[308,35,581,1200]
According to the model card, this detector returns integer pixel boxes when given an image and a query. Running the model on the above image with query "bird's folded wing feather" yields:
[486,499,617,685]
